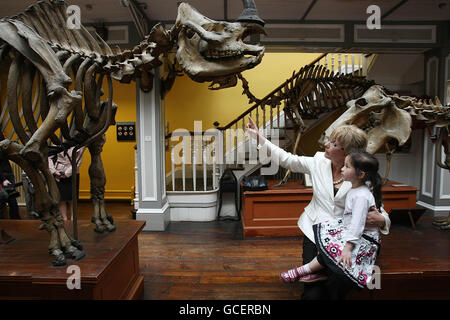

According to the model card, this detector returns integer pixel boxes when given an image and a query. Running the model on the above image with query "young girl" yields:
[280,149,382,289]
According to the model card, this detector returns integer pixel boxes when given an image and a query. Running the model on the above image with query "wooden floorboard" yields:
[139,221,304,300]
[9,200,450,300]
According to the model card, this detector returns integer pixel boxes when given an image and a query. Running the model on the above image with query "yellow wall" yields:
[78,81,137,200]
[164,52,322,172]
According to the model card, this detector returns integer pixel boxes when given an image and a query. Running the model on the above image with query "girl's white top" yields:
[343,185,379,244]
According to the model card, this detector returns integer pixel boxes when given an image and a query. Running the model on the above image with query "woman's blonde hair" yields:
[330,125,368,154]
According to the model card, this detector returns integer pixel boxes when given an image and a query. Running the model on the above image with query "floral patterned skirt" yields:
[313,219,381,289]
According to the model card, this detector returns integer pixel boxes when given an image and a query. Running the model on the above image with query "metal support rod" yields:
[71,147,80,240]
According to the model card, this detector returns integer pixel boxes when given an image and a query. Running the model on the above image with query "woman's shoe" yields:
[299,273,328,283]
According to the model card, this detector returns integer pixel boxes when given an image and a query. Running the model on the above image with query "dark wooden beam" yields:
[300,0,318,22]
[224,0,228,21]
[382,0,409,20]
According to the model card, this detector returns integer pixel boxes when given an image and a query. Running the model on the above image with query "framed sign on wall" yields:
[116,122,136,141]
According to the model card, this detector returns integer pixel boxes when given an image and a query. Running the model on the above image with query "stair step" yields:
[227,166,246,171]
[270,125,296,129]
[167,178,216,192]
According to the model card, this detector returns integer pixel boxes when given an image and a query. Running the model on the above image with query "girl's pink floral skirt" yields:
[313,218,381,289]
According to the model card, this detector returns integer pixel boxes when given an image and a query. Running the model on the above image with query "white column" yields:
[135,68,170,231]
[417,53,450,215]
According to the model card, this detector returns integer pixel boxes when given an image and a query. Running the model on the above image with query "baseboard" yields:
[417,200,450,213]
[79,190,132,200]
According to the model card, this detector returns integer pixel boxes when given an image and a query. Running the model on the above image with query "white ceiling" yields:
[1,0,449,23]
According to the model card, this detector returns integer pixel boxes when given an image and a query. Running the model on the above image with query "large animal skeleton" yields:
[249,62,376,185]
[322,84,450,230]
[0,0,266,266]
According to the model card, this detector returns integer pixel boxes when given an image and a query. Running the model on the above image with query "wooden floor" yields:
[10,200,450,300]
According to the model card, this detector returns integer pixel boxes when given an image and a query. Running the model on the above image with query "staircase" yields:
[165,52,373,221]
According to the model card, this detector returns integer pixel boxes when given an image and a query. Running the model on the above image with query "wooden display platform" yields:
[350,214,450,299]
[0,220,145,300]
[242,180,418,237]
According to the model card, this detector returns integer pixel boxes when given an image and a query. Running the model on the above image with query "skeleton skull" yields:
[320,85,412,154]
[174,3,265,89]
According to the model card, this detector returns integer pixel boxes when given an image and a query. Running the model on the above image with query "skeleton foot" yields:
[439,223,450,230]
[70,238,84,251]
[432,220,448,226]
[50,249,67,267]
[92,216,116,233]
[41,218,86,266]
[64,245,86,261]
[49,246,85,266]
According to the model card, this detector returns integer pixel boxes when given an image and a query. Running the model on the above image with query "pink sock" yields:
[294,264,312,277]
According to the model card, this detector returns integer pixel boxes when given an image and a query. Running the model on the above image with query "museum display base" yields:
[0,220,145,300]
[349,214,450,300]
[241,179,418,237]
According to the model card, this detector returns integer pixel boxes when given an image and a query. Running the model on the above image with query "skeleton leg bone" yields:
[88,134,116,233]
[382,142,396,185]
[275,110,306,187]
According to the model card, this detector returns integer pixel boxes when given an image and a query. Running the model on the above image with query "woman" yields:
[49,147,85,221]
[246,117,390,299]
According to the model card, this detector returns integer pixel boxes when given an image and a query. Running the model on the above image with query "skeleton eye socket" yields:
[356,98,367,106]
[186,28,195,39]
[241,30,251,42]
[203,23,225,33]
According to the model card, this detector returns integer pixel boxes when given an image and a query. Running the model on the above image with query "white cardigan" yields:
[261,139,391,243]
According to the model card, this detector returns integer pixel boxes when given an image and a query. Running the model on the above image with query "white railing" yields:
[316,52,365,76]
[168,131,220,192]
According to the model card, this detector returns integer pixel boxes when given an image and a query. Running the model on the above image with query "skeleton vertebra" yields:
[0,0,265,266]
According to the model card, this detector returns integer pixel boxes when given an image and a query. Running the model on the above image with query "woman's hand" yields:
[2,179,11,187]
[337,242,354,270]
[246,116,265,143]
[366,206,386,229]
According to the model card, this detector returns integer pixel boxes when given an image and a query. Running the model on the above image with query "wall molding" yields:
[421,129,435,198]
[139,85,159,202]
[426,56,439,96]
[79,190,131,200]
[417,200,450,212]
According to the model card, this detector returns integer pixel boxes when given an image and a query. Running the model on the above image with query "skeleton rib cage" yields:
[0,0,269,266]
[0,0,126,266]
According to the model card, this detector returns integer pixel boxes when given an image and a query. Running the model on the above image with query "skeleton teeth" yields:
[203,49,241,59]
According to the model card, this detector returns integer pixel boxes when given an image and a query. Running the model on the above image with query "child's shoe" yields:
[280,266,309,283]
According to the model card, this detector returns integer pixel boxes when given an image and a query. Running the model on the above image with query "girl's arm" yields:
[338,196,370,269]
[344,196,370,245]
